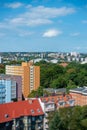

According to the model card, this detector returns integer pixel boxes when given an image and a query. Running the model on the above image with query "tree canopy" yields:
[36,62,87,89]
[49,105,87,130]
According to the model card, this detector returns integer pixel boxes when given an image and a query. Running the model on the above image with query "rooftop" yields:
[0,99,44,123]
[40,94,72,104]
[69,86,87,95]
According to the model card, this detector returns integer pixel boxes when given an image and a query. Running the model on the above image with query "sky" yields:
[0,0,87,52]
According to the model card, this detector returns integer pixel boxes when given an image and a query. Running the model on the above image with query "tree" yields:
[0,64,5,74]
[81,119,87,129]
[66,80,77,92]
[50,76,67,88]
[37,86,43,96]
[28,90,37,98]
[28,86,43,98]
[49,111,64,130]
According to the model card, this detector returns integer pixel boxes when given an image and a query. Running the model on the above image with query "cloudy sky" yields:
[0,0,87,52]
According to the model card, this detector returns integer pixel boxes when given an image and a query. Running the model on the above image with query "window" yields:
[37,109,40,113]
[39,116,42,120]
[5,114,9,118]
[31,109,34,114]
[32,117,35,121]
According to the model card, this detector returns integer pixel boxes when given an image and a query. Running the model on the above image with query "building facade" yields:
[70,87,87,106]
[0,75,22,101]
[0,79,16,104]
[6,62,40,98]
[0,99,44,130]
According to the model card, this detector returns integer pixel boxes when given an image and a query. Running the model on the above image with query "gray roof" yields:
[70,86,87,95]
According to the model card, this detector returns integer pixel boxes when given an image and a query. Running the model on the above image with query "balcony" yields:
[44,119,49,123]
[38,125,43,130]
[45,104,55,112]
[45,124,49,129]
[36,119,42,123]
[45,113,48,117]
[67,99,75,106]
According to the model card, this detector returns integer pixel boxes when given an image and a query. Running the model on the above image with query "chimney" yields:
[29,99,33,104]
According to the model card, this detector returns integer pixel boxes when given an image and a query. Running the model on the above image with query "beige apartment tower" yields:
[6,62,40,98]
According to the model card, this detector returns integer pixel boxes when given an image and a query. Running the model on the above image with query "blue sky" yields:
[0,0,87,52]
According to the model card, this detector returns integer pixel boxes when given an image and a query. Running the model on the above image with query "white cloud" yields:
[10,18,52,26]
[8,6,75,26]
[43,29,62,37]
[0,5,75,38]
[27,6,75,18]
[0,22,33,37]
[70,32,80,37]
[82,20,87,24]
[5,2,23,8]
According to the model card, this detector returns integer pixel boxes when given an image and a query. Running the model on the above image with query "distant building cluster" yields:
[0,52,87,64]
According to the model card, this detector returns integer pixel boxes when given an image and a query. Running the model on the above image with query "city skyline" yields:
[0,0,87,52]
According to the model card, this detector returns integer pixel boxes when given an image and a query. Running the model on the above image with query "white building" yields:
[0,56,2,63]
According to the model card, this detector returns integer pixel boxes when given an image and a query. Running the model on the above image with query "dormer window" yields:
[31,109,34,114]
[5,114,9,118]
[51,98,54,102]
[69,99,75,106]
[67,95,70,99]
[37,109,40,113]
[59,101,65,106]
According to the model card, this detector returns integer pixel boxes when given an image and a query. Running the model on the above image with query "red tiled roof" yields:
[40,94,74,109]
[59,63,68,67]
[0,99,44,123]
[40,94,72,104]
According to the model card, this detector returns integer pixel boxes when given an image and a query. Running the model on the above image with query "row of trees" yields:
[35,61,87,89]
[49,105,87,130]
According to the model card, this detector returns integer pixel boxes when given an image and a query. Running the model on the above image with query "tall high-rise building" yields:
[6,62,40,98]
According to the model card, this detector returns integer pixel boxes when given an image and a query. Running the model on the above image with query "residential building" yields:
[67,56,71,62]
[70,86,87,106]
[0,99,44,130]
[50,59,58,63]
[0,74,22,101]
[0,79,16,104]
[71,52,78,57]
[0,56,2,63]
[6,62,40,98]
[39,94,75,130]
